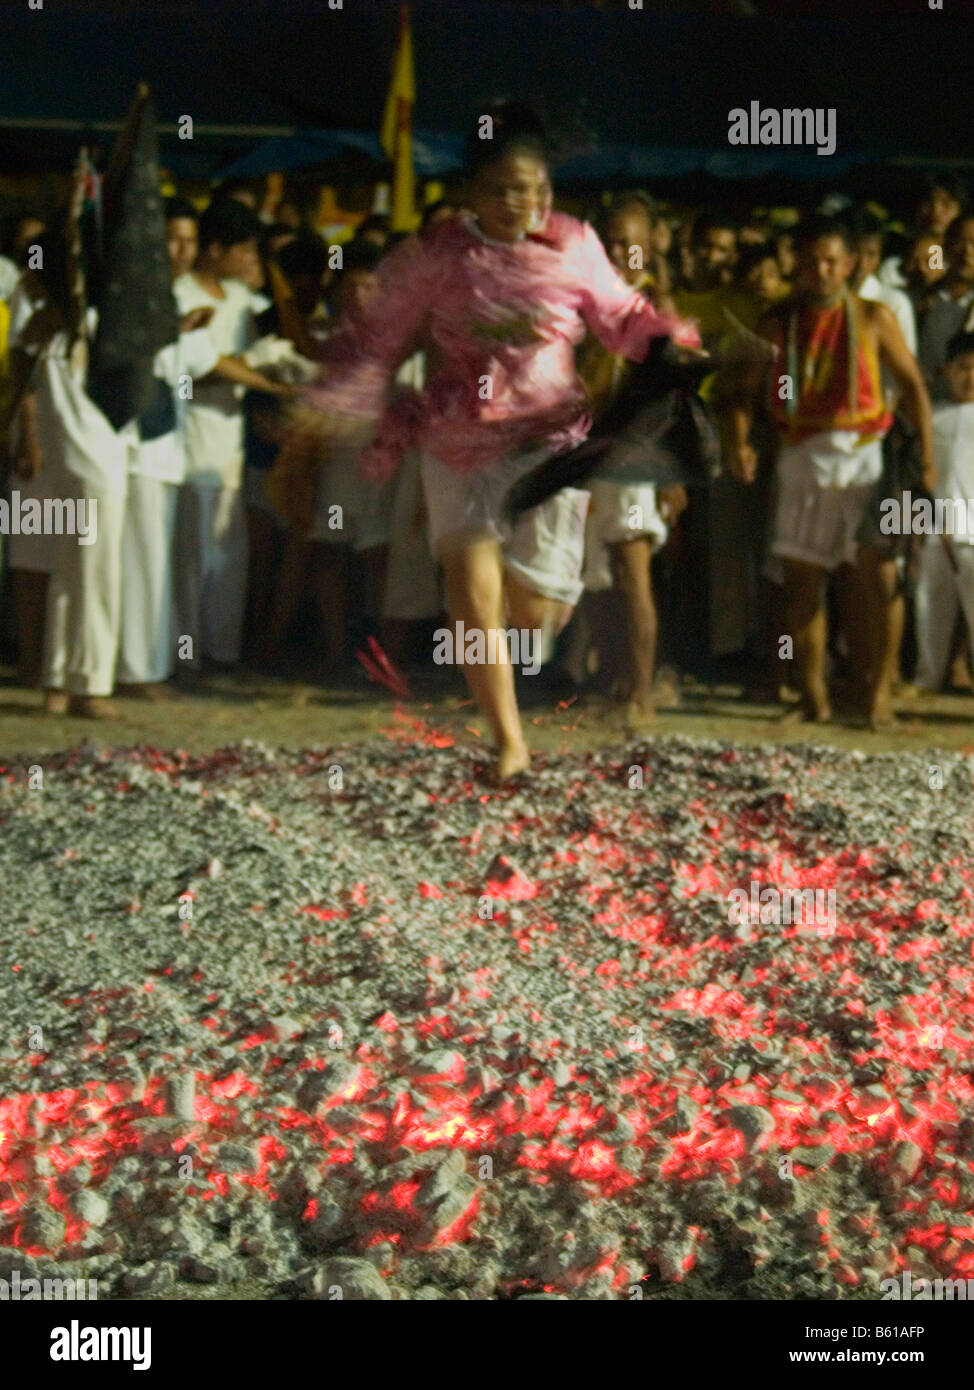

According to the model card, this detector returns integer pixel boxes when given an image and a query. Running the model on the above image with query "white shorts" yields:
[582,480,668,592]
[771,430,884,572]
[310,446,393,550]
[420,448,590,607]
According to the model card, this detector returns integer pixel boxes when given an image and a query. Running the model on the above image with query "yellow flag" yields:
[380,2,417,232]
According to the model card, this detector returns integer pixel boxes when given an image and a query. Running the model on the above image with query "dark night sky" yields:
[2,1,972,174]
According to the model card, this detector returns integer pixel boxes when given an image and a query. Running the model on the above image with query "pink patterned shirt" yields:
[304,210,701,479]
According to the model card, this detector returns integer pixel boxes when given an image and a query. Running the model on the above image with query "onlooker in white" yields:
[173,198,264,669]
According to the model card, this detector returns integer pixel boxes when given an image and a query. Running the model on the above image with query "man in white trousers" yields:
[173,197,265,672]
[118,198,288,698]
[33,303,130,717]
[914,332,974,691]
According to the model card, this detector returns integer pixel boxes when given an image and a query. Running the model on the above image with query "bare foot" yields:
[949,653,973,691]
[68,695,119,719]
[777,699,831,726]
[44,690,69,715]
[868,690,894,732]
[116,682,180,702]
[495,739,531,783]
[654,666,681,709]
[625,698,657,733]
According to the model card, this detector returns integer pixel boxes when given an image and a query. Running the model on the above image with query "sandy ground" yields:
[2,663,973,763]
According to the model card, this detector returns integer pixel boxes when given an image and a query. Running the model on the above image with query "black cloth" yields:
[503,337,721,523]
[86,93,179,432]
[135,374,177,443]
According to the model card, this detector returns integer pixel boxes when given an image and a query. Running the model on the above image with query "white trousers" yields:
[914,536,974,691]
[117,475,179,684]
[43,490,126,697]
[174,482,248,667]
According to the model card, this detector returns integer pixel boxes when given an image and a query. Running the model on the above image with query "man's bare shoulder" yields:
[856,295,899,338]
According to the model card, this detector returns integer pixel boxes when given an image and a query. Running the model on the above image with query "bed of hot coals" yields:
[1,726,973,1300]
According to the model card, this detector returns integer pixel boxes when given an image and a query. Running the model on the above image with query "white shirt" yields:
[131,328,220,484]
[7,279,41,351]
[919,286,974,401]
[0,256,21,302]
[29,307,131,496]
[932,402,974,544]
[878,254,907,292]
[173,274,260,488]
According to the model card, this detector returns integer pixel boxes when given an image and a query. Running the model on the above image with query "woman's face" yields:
[468,153,547,243]
[652,216,673,258]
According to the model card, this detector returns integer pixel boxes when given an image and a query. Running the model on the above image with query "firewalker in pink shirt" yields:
[304,210,701,482]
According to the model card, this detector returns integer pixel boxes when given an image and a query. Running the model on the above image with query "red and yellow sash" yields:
[769,292,891,442]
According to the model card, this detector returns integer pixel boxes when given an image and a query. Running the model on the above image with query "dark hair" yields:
[849,207,885,248]
[260,220,296,251]
[944,212,974,251]
[918,171,967,213]
[737,243,781,278]
[25,232,73,326]
[2,211,45,260]
[338,239,385,275]
[217,177,257,201]
[421,198,455,228]
[945,330,974,364]
[693,211,739,244]
[276,233,329,281]
[356,213,391,237]
[795,215,854,253]
[465,101,549,179]
[164,196,198,225]
[197,197,261,252]
[605,189,657,223]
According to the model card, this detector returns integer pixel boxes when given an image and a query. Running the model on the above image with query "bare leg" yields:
[310,542,349,666]
[440,532,529,781]
[581,589,626,693]
[502,568,573,649]
[257,534,311,670]
[832,561,869,711]
[856,546,898,730]
[608,536,657,730]
[244,508,280,662]
[781,557,830,721]
[949,625,973,690]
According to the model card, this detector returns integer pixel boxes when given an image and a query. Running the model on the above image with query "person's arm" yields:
[210,354,296,398]
[265,260,319,362]
[575,221,702,359]
[870,300,936,490]
[12,386,43,480]
[716,309,780,484]
[297,234,438,436]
